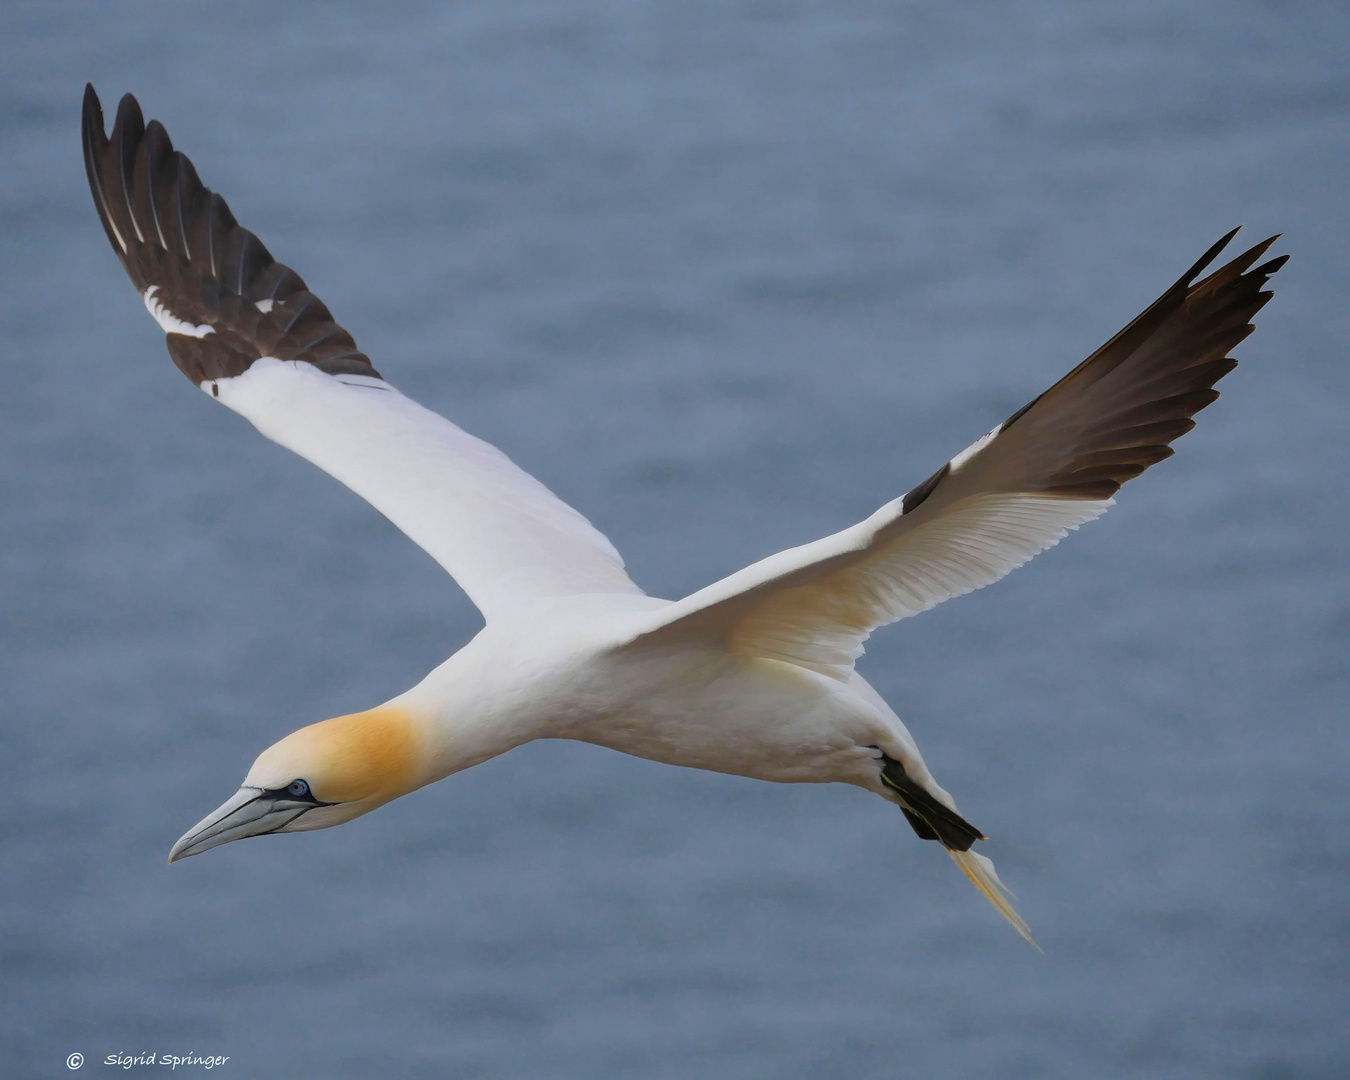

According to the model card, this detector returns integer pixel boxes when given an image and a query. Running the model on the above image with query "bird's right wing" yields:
[82,86,644,620]
[625,231,1286,677]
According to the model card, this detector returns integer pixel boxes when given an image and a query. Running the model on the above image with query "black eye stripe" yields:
[262,780,329,805]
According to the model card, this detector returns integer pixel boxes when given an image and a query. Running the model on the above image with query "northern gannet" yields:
[82,85,1284,942]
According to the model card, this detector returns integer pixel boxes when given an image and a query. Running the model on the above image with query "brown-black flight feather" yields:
[81,84,378,386]
[903,229,1287,511]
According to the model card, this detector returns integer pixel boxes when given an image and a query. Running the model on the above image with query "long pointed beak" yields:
[168,786,306,863]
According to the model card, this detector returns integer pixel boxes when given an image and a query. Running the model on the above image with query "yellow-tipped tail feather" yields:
[949,848,1038,948]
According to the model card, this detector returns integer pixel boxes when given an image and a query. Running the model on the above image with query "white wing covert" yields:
[629,230,1286,677]
[82,86,641,619]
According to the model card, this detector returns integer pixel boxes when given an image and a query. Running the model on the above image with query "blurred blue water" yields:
[2,2,1348,1077]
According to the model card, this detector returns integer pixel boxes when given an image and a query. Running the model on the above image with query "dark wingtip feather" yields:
[918,232,1285,510]
[1254,254,1290,277]
[115,92,142,119]
[81,84,122,256]
[1220,235,1280,279]
[1034,236,1284,497]
[82,83,102,129]
[1179,226,1242,285]
[81,88,379,384]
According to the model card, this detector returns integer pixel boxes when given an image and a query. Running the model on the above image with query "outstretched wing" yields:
[627,231,1286,677]
[82,85,642,619]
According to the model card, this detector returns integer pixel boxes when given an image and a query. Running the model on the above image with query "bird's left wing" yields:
[82,86,642,619]
[624,230,1285,677]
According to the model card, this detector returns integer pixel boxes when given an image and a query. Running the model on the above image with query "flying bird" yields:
[82,85,1285,942]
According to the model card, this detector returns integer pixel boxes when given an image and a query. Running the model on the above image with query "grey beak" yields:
[168,786,306,863]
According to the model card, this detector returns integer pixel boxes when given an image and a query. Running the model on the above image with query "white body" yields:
[400,597,929,798]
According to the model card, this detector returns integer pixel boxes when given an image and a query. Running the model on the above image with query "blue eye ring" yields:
[286,780,310,798]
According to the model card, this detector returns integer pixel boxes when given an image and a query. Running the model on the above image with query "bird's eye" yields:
[286,780,310,798]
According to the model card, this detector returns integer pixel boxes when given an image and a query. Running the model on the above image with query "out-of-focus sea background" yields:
[3,2,1347,1077]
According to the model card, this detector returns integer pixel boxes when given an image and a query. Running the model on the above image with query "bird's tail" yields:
[879,754,1036,945]
[948,848,1037,947]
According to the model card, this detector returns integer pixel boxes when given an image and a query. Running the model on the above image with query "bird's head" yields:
[168,706,424,862]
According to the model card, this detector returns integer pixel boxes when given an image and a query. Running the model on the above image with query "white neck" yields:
[390,627,566,787]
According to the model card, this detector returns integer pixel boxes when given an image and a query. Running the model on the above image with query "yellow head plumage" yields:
[245,706,425,819]
[168,705,429,861]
